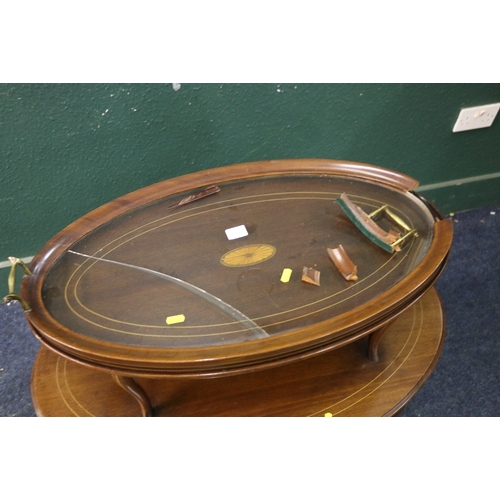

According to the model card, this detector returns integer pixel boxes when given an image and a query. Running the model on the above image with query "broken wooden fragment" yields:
[327,245,358,281]
[336,193,401,252]
[168,185,220,209]
[302,266,320,286]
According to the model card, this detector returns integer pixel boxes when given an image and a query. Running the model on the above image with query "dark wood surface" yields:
[21,159,452,377]
[31,286,444,417]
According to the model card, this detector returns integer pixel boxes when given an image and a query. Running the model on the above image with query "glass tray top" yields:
[40,174,435,349]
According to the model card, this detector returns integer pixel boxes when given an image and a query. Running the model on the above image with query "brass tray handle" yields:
[369,204,419,249]
[2,257,32,311]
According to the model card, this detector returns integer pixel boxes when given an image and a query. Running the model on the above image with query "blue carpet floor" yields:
[1,205,499,417]
[400,204,500,416]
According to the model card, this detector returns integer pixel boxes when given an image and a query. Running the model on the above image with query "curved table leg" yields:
[368,320,395,363]
[112,374,153,417]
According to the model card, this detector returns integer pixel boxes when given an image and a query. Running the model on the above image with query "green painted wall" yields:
[1,83,500,289]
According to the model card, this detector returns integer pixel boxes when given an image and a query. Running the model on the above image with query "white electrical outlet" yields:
[453,103,500,132]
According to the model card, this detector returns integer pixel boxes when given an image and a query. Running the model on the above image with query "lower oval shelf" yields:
[31,287,444,417]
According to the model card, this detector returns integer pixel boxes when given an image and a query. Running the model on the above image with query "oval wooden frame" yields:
[21,159,453,377]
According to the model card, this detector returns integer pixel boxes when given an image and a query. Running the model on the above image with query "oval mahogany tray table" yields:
[19,159,453,416]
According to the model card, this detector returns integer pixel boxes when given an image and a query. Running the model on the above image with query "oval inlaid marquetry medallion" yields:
[220,244,276,267]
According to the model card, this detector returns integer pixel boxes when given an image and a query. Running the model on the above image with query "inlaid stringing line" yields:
[66,219,410,337]
[331,300,425,416]
[66,195,415,336]
[68,250,269,339]
[62,357,95,417]
[308,299,424,416]
[63,190,419,337]
[55,356,82,417]
[69,190,411,273]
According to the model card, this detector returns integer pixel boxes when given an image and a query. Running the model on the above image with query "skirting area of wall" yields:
[0,256,34,269]
[417,171,500,214]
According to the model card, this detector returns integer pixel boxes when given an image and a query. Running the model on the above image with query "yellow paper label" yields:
[166,314,185,325]
[280,268,292,283]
